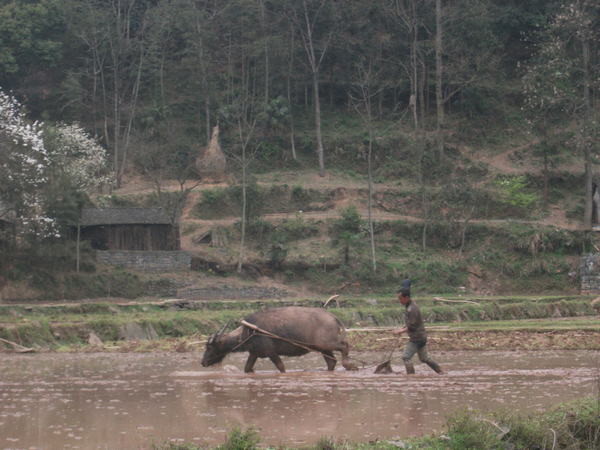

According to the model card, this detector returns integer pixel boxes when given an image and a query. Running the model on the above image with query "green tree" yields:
[523,0,600,228]
[0,0,67,103]
[332,205,363,266]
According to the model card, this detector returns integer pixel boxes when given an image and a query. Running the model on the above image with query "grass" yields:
[437,317,600,332]
[148,397,600,450]
[0,296,597,350]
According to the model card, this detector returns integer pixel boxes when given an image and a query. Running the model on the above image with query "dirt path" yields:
[473,139,585,176]
[114,159,586,256]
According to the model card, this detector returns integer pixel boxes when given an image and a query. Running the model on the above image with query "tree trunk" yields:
[544,153,548,205]
[314,72,325,177]
[583,37,593,229]
[458,206,475,260]
[329,65,333,107]
[260,0,269,102]
[227,32,232,104]
[76,222,81,273]
[287,66,297,159]
[368,125,376,272]
[419,58,426,126]
[287,25,297,159]
[435,0,445,161]
[421,188,428,257]
[113,64,120,188]
[418,146,428,257]
[238,142,247,275]
[412,30,419,132]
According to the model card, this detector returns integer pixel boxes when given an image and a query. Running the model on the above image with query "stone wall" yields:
[96,250,191,272]
[580,253,600,293]
[177,286,296,300]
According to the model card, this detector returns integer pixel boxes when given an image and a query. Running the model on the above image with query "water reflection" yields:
[0,350,597,448]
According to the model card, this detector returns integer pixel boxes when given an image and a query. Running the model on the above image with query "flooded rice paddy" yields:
[0,350,597,449]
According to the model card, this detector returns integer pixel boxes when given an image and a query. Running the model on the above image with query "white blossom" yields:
[46,123,113,193]
[0,88,57,237]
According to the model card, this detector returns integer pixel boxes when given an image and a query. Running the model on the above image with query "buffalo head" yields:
[201,322,230,367]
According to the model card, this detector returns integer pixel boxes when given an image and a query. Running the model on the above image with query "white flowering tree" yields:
[0,88,57,237]
[45,123,113,194]
[42,123,113,240]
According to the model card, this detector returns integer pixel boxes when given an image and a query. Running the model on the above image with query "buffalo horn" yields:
[208,321,230,344]
[218,321,231,338]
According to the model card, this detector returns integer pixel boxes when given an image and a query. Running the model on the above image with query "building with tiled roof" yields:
[79,207,179,251]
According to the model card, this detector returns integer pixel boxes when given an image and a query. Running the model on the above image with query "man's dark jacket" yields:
[404,299,427,342]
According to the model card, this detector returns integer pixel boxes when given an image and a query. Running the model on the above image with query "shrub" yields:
[494,175,539,208]
[333,205,362,234]
[217,426,260,450]
[203,187,228,204]
[279,216,320,240]
[445,408,503,449]
[246,219,273,240]
[291,184,304,200]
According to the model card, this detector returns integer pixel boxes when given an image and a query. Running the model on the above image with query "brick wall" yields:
[96,250,191,272]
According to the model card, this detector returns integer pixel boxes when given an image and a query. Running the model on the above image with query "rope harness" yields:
[240,320,340,364]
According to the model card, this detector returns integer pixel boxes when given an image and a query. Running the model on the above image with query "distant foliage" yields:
[522,1,600,114]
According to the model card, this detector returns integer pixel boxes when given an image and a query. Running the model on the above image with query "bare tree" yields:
[219,100,264,275]
[291,0,336,177]
[188,0,230,145]
[286,17,298,160]
[388,0,430,132]
[66,0,151,188]
[349,60,387,272]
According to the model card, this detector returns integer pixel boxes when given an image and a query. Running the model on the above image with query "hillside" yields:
[82,135,589,300]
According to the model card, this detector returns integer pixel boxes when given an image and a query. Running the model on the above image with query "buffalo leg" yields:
[323,351,337,371]
[269,355,286,373]
[244,354,258,373]
[340,342,357,371]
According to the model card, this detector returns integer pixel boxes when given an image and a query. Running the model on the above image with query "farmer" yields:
[393,288,444,375]
[402,275,412,290]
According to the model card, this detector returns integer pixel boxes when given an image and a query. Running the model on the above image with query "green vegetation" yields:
[150,397,600,450]
[0,295,597,350]
[0,0,598,335]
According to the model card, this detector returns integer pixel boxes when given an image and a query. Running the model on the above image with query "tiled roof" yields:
[80,207,172,226]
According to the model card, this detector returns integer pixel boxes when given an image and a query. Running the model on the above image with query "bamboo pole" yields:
[0,337,34,353]
[433,297,479,305]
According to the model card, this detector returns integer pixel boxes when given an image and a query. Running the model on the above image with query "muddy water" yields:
[0,351,597,449]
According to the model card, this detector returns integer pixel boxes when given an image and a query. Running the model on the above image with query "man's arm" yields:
[393,326,408,336]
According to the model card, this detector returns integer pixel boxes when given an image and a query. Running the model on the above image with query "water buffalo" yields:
[201,307,357,373]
